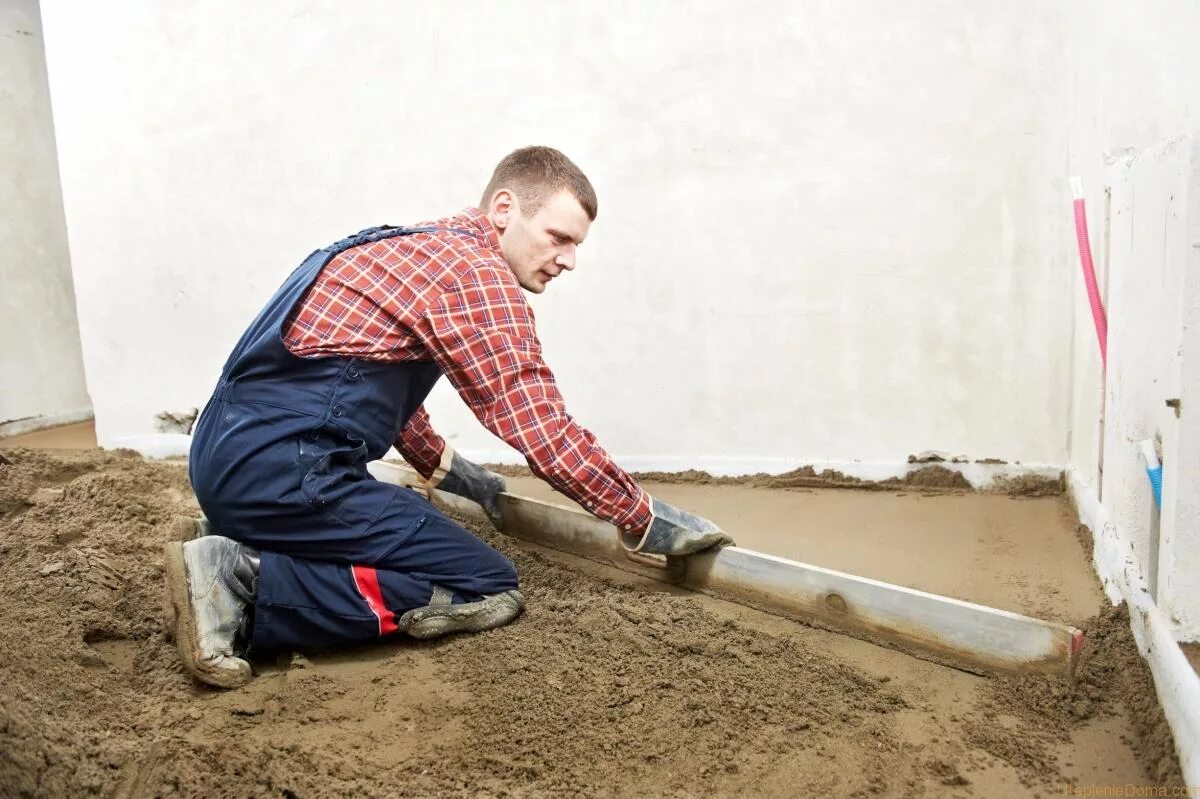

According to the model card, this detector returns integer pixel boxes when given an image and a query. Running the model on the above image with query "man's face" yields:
[488,188,590,294]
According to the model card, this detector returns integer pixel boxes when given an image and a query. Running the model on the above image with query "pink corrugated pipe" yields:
[1071,177,1108,366]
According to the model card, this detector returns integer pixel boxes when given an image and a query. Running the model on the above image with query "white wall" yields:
[39,1,1074,468]
[1167,155,1200,639]
[0,0,89,426]
[1060,1,1200,640]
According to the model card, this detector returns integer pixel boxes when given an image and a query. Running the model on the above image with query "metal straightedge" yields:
[369,460,1083,678]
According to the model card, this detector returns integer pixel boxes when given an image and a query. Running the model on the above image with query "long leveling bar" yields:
[368,461,1083,678]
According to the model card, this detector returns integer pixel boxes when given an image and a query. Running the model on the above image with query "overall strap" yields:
[217,225,477,377]
[327,225,475,255]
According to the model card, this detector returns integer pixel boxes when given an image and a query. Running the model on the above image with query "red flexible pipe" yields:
[1071,177,1108,366]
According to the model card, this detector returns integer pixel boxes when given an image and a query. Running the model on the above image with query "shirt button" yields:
[332,405,343,417]
[624,524,631,530]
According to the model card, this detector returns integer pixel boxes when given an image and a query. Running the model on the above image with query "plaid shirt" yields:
[283,208,653,535]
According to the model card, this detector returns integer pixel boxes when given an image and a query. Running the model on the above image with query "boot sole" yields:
[162,542,252,689]
[404,592,524,640]
[162,517,200,641]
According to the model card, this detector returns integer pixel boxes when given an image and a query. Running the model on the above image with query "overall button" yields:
[347,367,360,380]
[332,405,344,417]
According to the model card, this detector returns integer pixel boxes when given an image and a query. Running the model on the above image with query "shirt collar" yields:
[458,207,502,254]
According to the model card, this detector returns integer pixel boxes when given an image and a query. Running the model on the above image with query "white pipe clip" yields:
[1138,440,1161,470]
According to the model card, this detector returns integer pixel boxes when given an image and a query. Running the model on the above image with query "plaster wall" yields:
[39,2,1071,468]
[1167,155,1200,639]
[0,0,89,425]
[1061,1,1200,640]
[1102,143,1195,630]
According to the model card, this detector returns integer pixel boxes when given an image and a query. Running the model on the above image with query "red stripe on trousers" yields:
[351,565,398,635]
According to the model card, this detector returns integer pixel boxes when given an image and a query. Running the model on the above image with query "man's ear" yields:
[489,189,517,231]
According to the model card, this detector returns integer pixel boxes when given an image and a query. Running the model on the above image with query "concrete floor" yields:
[2,419,1189,791]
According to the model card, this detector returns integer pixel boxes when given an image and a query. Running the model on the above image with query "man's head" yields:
[481,146,596,294]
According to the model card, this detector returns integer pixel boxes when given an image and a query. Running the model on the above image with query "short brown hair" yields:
[480,146,598,221]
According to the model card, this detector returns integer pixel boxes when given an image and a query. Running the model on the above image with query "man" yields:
[165,146,732,689]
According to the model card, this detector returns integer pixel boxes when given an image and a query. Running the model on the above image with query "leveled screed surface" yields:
[501,474,1102,626]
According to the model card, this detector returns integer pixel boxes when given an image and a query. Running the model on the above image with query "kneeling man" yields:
[166,146,731,688]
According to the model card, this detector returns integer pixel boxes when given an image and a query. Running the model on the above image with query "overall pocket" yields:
[297,428,374,525]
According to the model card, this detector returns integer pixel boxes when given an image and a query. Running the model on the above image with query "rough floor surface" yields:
[0,448,1183,797]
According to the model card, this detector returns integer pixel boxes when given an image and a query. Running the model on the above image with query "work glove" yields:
[618,497,734,556]
[429,447,506,529]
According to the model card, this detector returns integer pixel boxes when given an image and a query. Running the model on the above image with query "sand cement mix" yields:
[0,447,1183,797]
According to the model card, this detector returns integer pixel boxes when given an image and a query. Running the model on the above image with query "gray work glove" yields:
[430,447,506,529]
[618,497,734,556]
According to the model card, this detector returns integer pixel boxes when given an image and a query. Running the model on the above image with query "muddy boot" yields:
[399,588,525,640]
[163,536,259,688]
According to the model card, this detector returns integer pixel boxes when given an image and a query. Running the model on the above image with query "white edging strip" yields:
[1068,467,1200,785]
[0,408,93,439]
[108,433,192,459]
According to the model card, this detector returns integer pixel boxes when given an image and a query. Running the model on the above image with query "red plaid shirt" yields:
[283,208,652,534]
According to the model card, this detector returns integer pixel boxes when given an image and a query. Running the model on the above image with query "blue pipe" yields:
[1139,440,1163,509]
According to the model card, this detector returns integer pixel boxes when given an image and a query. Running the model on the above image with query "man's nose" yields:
[556,244,576,270]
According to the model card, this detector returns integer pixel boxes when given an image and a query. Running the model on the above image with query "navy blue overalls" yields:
[189,225,519,652]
